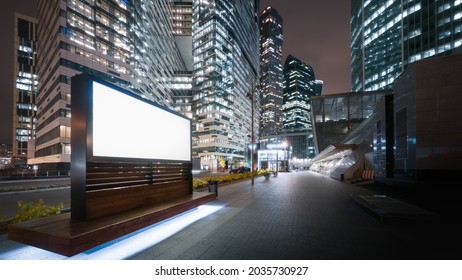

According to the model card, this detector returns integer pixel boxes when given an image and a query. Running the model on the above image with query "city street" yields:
[0,178,70,219]
[0,177,70,191]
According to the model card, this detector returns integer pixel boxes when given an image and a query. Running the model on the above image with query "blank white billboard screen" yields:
[92,82,191,161]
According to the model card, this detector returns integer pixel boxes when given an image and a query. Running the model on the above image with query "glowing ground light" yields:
[0,205,223,260]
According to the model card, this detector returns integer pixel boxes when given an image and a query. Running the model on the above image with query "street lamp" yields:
[282,141,288,172]
[246,88,255,185]
[276,143,281,175]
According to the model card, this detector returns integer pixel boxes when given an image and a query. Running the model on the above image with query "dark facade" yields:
[375,54,462,183]
[259,6,284,137]
[373,94,395,179]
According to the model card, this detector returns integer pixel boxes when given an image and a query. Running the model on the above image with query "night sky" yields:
[0,0,351,145]
[259,0,352,94]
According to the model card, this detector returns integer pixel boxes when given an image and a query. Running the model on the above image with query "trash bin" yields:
[208,180,218,196]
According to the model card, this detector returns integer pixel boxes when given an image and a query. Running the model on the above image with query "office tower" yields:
[351,0,462,91]
[259,6,284,137]
[281,55,318,160]
[130,0,187,103]
[173,0,193,36]
[282,55,316,131]
[30,0,188,173]
[172,0,193,119]
[172,72,193,119]
[13,13,38,163]
[192,0,259,171]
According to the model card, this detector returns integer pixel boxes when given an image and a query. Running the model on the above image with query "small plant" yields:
[192,170,256,190]
[193,178,208,190]
[13,199,64,223]
[259,169,271,179]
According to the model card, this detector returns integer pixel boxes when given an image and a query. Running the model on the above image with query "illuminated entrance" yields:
[258,142,289,172]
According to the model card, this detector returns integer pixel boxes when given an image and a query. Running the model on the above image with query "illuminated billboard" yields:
[71,73,193,220]
[92,81,191,161]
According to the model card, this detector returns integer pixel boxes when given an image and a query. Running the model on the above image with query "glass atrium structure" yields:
[311,90,390,153]
[351,0,462,91]
[309,90,391,181]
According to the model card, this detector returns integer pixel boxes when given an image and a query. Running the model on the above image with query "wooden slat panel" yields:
[88,174,150,180]
[86,182,149,191]
[85,180,190,219]
[87,175,150,184]
[87,171,151,178]
[81,160,192,219]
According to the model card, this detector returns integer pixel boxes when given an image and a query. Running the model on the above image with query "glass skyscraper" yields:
[31,0,189,172]
[351,0,462,91]
[13,14,38,162]
[259,6,283,137]
[281,55,318,159]
[173,0,193,36]
[282,55,316,131]
[192,0,259,171]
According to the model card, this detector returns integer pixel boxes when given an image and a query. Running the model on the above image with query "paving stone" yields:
[2,171,461,259]
[129,172,462,259]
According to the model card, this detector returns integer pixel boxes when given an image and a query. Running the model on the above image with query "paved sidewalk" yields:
[130,171,461,260]
[1,171,460,259]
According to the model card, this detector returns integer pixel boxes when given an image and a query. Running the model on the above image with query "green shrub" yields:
[193,170,263,191]
[193,178,208,190]
[258,169,271,176]
[13,199,64,223]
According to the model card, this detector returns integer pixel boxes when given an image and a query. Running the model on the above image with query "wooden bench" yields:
[8,191,215,256]
[8,157,214,257]
[8,159,216,256]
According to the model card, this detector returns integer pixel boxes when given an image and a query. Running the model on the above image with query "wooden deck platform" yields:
[8,191,216,256]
